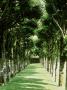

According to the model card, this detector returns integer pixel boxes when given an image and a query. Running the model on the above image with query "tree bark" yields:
[65,61,67,90]
[59,36,65,86]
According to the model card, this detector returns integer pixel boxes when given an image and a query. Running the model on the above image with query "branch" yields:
[53,18,64,37]
[1,0,9,17]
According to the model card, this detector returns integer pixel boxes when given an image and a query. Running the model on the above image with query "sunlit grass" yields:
[0,63,63,90]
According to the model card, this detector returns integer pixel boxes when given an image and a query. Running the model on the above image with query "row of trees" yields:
[34,0,67,89]
[0,0,43,85]
[0,0,67,90]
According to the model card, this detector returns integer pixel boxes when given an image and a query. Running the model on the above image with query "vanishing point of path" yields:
[0,63,63,90]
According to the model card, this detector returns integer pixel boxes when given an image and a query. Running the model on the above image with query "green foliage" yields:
[0,0,67,64]
[21,19,37,29]
[64,35,67,44]
[46,3,55,15]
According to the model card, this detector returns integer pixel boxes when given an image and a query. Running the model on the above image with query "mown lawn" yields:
[0,64,63,90]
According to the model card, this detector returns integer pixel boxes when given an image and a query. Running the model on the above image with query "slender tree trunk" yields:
[59,60,65,86]
[2,31,7,84]
[51,60,54,77]
[11,48,14,77]
[23,48,26,69]
[65,61,67,90]
[59,36,65,86]
[47,58,50,72]
[49,59,52,74]
[44,56,46,69]
[11,60,14,77]
[55,58,57,82]
[17,55,21,72]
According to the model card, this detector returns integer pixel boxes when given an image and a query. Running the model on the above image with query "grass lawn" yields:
[0,63,64,90]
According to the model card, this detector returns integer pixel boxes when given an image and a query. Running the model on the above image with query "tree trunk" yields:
[49,59,52,74]
[2,31,7,84]
[55,58,57,82]
[65,61,67,90]
[51,60,54,77]
[11,48,14,77]
[59,36,65,86]
[59,60,65,86]
[47,59,50,72]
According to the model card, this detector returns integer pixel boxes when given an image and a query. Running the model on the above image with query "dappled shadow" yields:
[17,64,43,76]
[6,77,51,90]
[0,64,57,90]
[11,76,57,86]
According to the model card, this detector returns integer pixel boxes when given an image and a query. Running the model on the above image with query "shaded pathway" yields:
[0,63,63,90]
